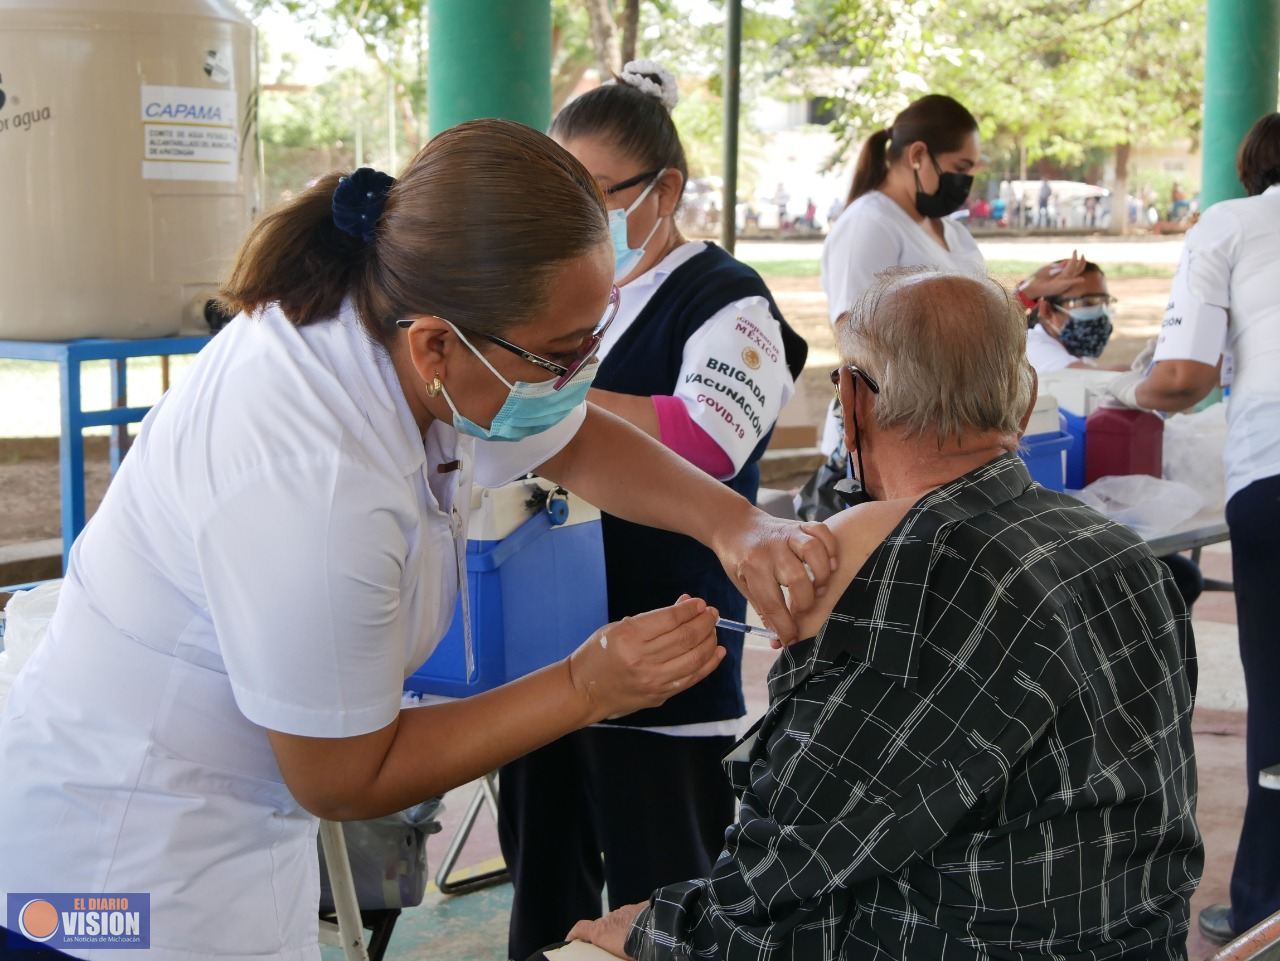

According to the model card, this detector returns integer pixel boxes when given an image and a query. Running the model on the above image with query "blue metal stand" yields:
[0,336,210,570]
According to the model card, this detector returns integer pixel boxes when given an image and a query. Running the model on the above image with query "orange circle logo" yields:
[741,347,761,370]
[18,899,59,942]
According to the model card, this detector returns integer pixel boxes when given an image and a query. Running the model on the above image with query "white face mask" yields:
[608,169,666,282]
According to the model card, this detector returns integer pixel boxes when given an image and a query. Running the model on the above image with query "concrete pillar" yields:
[428,1,552,137]
[1201,0,1280,208]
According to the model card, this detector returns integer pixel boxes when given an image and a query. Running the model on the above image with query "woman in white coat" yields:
[1106,113,1280,945]
[807,93,1082,507]
[0,120,836,960]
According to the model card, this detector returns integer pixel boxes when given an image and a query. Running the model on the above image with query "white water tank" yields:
[0,0,261,340]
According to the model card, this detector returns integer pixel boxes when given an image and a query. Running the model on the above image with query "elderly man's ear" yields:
[1017,365,1040,436]
[838,369,860,453]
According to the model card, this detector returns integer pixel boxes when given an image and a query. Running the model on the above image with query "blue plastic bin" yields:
[1061,409,1087,489]
[1019,429,1074,492]
[405,500,607,698]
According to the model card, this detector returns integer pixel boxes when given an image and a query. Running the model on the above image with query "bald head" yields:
[835,269,1034,444]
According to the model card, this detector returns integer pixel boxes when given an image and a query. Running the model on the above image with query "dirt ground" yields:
[0,275,1169,550]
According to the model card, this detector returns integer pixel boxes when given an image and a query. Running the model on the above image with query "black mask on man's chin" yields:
[839,402,875,507]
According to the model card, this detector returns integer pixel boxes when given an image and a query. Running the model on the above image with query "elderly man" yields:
[568,270,1203,961]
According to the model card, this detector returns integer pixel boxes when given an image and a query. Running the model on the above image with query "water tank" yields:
[0,0,261,340]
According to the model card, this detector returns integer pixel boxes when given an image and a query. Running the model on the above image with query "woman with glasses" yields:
[0,119,837,959]
[1024,260,1122,373]
[494,62,808,961]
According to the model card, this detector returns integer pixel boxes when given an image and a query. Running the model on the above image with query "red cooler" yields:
[1084,408,1164,483]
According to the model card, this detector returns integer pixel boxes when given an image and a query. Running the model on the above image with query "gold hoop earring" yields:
[426,374,443,398]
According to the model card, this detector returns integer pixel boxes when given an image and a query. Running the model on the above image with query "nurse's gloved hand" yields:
[567,596,724,723]
[714,509,839,647]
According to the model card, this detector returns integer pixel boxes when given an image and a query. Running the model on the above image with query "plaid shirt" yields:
[627,454,1202,961]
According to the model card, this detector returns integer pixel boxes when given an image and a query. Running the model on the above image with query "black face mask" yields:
[914,152,973,219]
[834,368,878,507]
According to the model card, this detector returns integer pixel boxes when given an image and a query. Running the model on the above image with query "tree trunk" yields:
[1109,142,1130,236]
[621,0,640,64]
[583,0,621,77]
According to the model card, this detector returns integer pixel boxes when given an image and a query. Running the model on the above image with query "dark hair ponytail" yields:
[220,119,609,345]
[846,94,978,204]
[848,128,893,204]
[219,172,367,330]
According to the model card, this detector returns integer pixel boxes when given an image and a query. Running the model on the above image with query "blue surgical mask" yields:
[609,169,666,282]
[440,323,597,442]
[1055,304,1114,359]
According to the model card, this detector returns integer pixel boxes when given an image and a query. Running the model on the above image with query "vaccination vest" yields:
[595,242,808,727]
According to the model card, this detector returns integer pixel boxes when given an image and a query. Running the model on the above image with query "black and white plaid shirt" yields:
[627,454,1202,960]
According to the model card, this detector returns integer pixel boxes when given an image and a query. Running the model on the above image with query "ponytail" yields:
[845,95,978,207]
[847,128,893,204]
[219,172,368,330]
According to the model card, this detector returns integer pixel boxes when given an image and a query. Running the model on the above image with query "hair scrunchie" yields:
[617,59,680,111]
[332,167,396,245]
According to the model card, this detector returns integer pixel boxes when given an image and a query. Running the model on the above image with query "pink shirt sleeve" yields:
[651,395,735,481]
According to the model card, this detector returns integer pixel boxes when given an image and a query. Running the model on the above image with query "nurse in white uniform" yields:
[812,93,1085,488]
[1105,113,1280,945]
[0,119,837,960]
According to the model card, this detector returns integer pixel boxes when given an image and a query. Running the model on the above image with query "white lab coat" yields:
[1153,184,1280,501]
[0,303,584,960]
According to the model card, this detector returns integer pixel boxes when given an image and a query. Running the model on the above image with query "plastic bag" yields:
[317,799,444,911]
[2,580,61,669]
[1073,474,1204,539]
[1162,403,1227,512]
[0,581,62,718]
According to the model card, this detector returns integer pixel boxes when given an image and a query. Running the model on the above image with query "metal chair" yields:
[1203,765,1280,961]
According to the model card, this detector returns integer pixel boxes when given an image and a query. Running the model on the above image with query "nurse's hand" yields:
[714,511,839,647]
[567,596,724,723]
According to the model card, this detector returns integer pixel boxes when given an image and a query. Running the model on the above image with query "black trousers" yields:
[1227,473,1280,933]
[497,726,736,961]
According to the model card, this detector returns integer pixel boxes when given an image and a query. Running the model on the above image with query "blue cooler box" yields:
[405,481,607,698]
[1019,429,1074,491]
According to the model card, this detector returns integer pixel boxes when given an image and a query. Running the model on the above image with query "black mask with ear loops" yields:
[914,151,974,219]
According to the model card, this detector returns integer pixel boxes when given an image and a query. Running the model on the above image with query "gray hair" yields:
[834,268,1033,444]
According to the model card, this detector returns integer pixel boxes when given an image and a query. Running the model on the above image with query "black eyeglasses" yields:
[829,364,881,395]
[398,287,621,392]
[604,170,661,195]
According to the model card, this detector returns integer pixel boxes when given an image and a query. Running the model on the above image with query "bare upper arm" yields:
[793,499,916,640]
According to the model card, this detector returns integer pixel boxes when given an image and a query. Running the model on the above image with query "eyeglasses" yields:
[829,364,882,396]
[399,286,621,392]
[1045,293,1116,310]
[604,170,661,196]
[483,285,620,389]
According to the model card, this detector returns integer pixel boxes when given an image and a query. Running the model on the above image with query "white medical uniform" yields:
[0,303,584,960]
[1026,323,1078,374]
[818,190,987,452]
[1152,184,1280,501]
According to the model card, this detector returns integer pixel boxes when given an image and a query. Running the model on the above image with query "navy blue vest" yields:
[595,243,808,726]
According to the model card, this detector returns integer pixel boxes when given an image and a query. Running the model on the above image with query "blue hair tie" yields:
[332,167,396,245]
